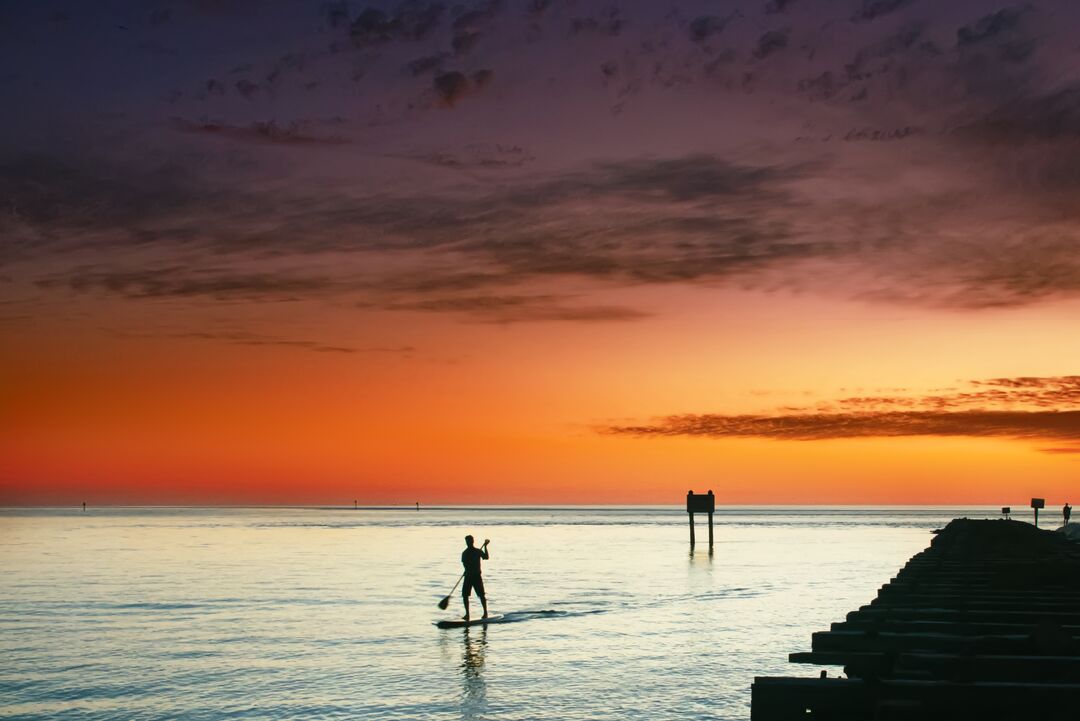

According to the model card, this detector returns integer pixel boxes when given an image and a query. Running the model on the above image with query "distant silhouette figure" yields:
[461,535,490,621]
[416,501,420,511]
[1065,503,1072,525]
[82,502,86,512]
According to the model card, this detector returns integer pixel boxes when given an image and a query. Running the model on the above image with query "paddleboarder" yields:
[461,535,490,621]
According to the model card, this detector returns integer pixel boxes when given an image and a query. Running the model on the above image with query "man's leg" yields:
[462,580,471,621]
[475,577,488,618]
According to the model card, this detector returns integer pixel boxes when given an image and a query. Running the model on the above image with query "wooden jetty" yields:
[752,518,1080,720]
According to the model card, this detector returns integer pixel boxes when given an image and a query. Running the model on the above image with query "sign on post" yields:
[686,490,715,551]
[1031,498,1045,528]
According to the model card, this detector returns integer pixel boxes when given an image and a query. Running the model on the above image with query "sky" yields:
[3,0,1080,505]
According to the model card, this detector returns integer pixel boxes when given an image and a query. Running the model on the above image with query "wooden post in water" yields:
[708,490,714,549]
[688,497,695,548]
[687,490,715,551]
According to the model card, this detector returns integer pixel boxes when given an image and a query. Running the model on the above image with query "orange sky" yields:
[4,288,1080,505]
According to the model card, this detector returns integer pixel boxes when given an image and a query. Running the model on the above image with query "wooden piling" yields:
[752,518,1080,720]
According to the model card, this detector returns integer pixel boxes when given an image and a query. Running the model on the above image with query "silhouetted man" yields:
[461,535,490,621]
[1065,503,1072,525]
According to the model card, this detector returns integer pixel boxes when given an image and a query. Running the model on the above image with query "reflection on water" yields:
[688,546,715,563]
[460,626,487,719]
[0,506,998,720]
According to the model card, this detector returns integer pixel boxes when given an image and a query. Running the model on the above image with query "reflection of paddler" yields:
[460,625,488,719]
[461,535,490,621]
[462,625,487,677]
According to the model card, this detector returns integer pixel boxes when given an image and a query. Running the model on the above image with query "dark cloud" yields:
[405,53,448,76]
[177,331,354,353]
[603,409,1080,449]
[521,155,791,203]
[956,6,1030,46]
[958,85,1080,142]
[350,3,445,46]
[969,377,1080,405]
[852,0,918,23]
[36,267,334,302]
[9,152,819,317]
[570,7,625,38]
[430,67,491,104]
[0,155,213,238]
[953,5,1036,67]
[173,330,415,355]
[842,126,922,141]
[350,8,394,43]
[765,0,796,14]
[452,30,480,54]
[846,21,927,76]
[688,16,730,44]
[175,119,349,145]
[369,271,510,297]
[433,71,470,105]
[797,71,838,100]
[753,30,789,60]
[824,377,1080,411]
[234,79,259,98]
[451,1,502,54]
[325,1,349,29]
[0,151,901,311]
[976,376,1080,389]
[472,68,493,88]
[8,148,1080,315]
[381,293,650,323]
[603,376,1080,451]
[8,0,1080,342]
[399,143,533,169]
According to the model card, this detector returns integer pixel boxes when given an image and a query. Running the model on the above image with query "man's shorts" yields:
[462,575,485,598]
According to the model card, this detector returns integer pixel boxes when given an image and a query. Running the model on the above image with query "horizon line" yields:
[0,502,1044,510]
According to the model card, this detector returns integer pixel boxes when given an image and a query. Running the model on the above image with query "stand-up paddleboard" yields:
[435,614,503,629]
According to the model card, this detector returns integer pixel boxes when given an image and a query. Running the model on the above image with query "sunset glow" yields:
[4,0,1080,504]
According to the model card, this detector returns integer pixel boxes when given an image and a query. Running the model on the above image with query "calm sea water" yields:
[0,506,1014,720]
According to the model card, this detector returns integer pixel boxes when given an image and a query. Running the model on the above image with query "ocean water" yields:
[0,505,1014,720]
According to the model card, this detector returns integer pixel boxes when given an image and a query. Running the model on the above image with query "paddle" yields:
[437,540,488,610]
[437,574,464,610]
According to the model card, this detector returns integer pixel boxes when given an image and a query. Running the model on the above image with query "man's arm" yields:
[481,539,490,560]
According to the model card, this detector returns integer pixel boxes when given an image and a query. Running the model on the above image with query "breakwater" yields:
[752,518,1080,720]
